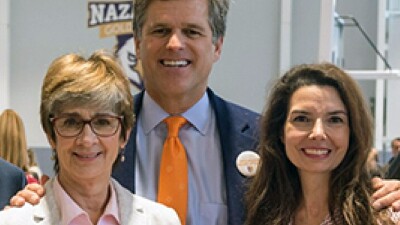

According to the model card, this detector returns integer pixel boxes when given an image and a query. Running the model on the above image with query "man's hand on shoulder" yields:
[371,177,400,211]
[8,176,48,208]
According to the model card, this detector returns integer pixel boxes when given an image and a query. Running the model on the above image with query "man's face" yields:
[135,0,223,109]
[392,140,400,156]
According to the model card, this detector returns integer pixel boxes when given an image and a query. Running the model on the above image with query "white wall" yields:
[0,0,10,111]
[210,0,280,113]
[291,0,321,65]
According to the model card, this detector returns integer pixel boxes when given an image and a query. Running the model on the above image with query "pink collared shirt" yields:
[53,176,120,225]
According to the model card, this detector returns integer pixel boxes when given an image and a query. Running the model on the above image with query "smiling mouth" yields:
[73,152,101,159]
[302,148,330,156]
[160,60,191,67]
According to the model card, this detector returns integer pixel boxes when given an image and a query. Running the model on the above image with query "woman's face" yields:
[283,85,350,176]
[48,107,129,182]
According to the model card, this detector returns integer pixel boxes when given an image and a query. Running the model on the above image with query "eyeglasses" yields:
[50,115,123,138]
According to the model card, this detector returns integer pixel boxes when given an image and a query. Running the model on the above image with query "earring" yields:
[120,148,125,162]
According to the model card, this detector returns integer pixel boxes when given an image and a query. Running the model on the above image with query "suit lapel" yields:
[207,88,259,225]
[115,89,259,225]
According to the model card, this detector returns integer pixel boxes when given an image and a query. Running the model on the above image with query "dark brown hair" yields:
[245,63,392,225]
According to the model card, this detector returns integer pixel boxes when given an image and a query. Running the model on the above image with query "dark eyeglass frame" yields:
[50,115,123,138]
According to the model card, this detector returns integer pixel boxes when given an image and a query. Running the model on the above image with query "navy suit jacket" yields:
[386,155,400,179]
[0,158,27,209]
[113,88,260,225]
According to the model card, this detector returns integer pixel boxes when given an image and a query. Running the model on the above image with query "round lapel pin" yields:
[236,151,260,177]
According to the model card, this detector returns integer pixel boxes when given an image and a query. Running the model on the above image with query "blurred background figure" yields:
[26,148,42,182]
[385,137,400,179]
[367,147,384,177]
[0,109,38,184]
[391,137,400,159]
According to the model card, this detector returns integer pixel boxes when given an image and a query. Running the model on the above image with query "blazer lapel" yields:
[32,179,61,224]
[113,179,148,225]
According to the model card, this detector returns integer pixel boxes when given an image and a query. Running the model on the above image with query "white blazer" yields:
[0,178,181,225]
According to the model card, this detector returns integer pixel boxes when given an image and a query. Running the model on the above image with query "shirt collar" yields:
[53,176,120,225]
[103,182,120,224]
[141,91,211,135]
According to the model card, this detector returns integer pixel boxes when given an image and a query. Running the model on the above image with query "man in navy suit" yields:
[0,158,27,209]
[113,89,259,225]
[111,1,259,224]
[112,0,400,223]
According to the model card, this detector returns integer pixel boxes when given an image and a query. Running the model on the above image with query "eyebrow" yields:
[290,110,309,115]
[58,112,115,117]
[328,110,348,116]
[149,23,168,29]
[290,109,348,116]
[185,23,206,31]
[58,112,81,117]
[148,22,206,31]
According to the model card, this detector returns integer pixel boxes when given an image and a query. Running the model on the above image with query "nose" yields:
[166,32,184,50]
[77,123,98,145]
[308,119,327,140]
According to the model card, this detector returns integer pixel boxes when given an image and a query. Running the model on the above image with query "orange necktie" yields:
[158,116,188,225]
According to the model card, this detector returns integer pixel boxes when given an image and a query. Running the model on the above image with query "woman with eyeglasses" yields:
[0,50,180,225]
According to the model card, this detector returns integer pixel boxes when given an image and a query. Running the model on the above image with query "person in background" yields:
[244,63,400,225]
[0,158,27,210]
[26,148,43,182]
[11,0,400,224]
[0,109,38,184]
[0,50,180,225]
[367,147,384,177]
[386,137,400,179]
[392,138,400,158]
